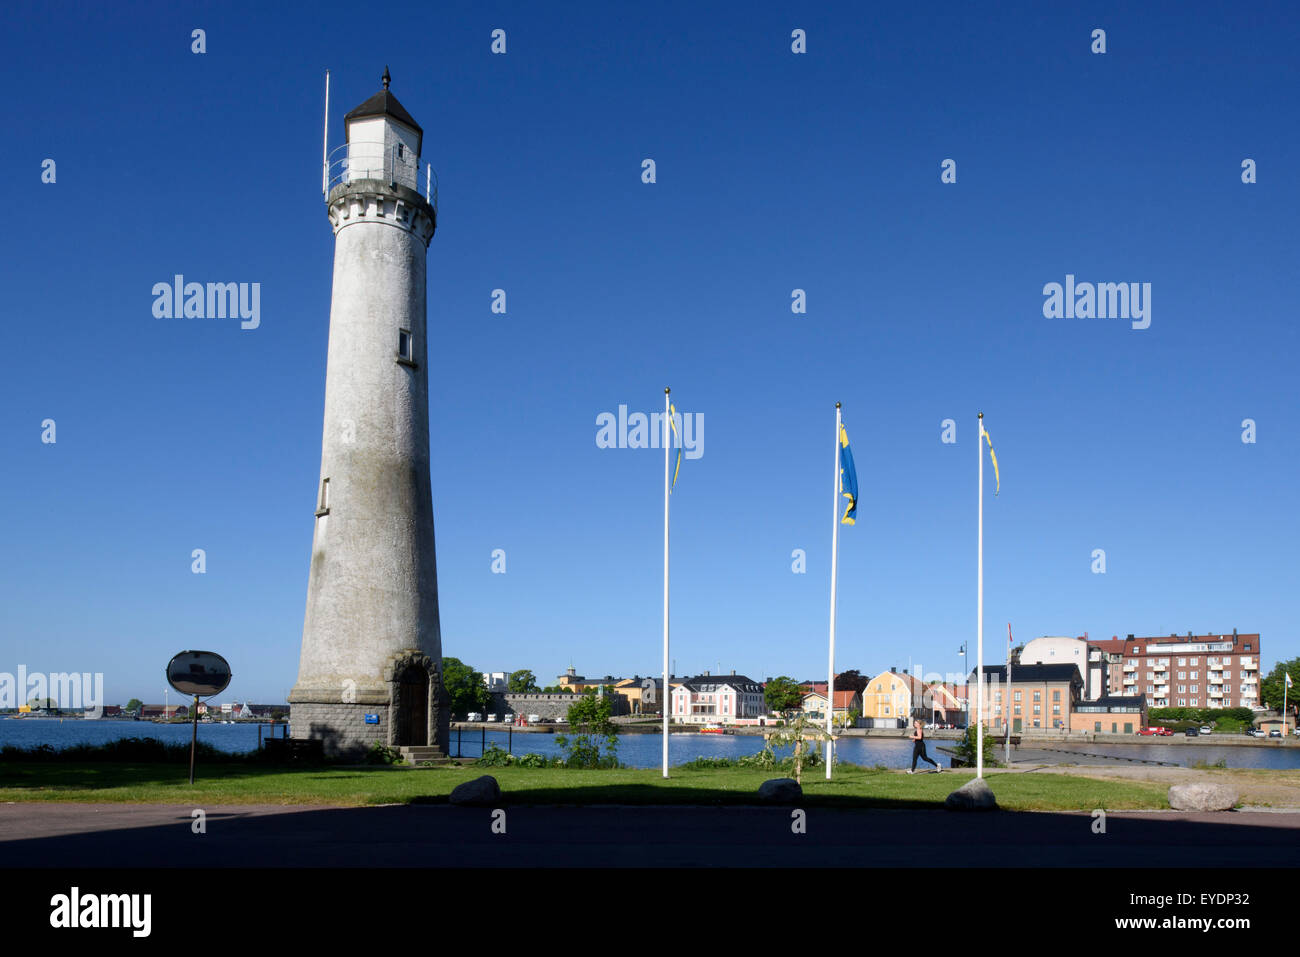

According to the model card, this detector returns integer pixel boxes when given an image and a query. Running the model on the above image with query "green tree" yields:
[766,711,830,784]
[508,669,540,693]
[1260,658,1300,713]
[953,724,999,768]
[764,676,804,716]
[126,698,143,714]
[833,670,868,695]
[555,690,619,768]
[442,657,493,718]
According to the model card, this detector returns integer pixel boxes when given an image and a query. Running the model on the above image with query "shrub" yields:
[477,744,514,767]
[365,743,403,765]
[516,752,548,769]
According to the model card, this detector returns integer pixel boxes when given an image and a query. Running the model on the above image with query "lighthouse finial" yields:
[382,66,391,90]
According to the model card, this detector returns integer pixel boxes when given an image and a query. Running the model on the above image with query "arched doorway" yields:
[394,663,428,746]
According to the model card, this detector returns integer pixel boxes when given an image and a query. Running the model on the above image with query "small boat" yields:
[698,726,727,734]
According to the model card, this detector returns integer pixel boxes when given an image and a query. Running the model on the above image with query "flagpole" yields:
[977,412,985,779]
[826,402,842,779]
[1005,623,1013,766]
[662,387,671,779]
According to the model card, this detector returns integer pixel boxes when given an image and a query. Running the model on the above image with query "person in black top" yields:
[908,718,940,773]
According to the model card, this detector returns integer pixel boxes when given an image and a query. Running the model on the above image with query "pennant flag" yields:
[1287,672,1293,689]
[668,402,682,492]
[838,423,858,525]
[982,422,1000,495]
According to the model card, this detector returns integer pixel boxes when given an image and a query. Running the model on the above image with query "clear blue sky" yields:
[1,0,1296,704]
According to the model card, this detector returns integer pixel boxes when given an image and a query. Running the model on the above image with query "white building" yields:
[670,674,766,725]
[1019,636,1107,701]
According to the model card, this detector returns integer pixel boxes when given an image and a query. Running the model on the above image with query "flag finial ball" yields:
[978,412,984,418]
[665,387,670,394]
[835,401,841,409]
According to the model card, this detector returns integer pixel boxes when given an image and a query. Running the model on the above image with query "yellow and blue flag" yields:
[669,402,682,493]
[982,422,1000,496]
[839,423,857,525]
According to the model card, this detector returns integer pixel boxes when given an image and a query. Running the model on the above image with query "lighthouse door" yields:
[396,665,429,746]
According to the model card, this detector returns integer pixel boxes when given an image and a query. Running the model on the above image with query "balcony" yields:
[325,142,438,210]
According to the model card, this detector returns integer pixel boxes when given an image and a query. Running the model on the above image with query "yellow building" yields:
[862,669,915,726]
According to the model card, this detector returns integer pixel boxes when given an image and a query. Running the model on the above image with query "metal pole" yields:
[662,387,671,778]
[457,724,462,758]
[826,403,842,779]
[1006,623,1013,765]
[481,726,486,757]
[977,413,985,778]
[188,695,199,785]
[321,71,330,196]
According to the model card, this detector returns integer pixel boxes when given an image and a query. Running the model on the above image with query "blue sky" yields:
[1,0,1297,704]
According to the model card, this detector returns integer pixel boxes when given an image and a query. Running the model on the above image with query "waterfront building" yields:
[1069,695,1148,734]
[1091,632,1261,710]
[670,673,766,725]
[974,663,1084,732]
[1019,635,1108,700]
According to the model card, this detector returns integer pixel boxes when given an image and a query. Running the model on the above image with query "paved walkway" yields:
[2,803,1298,867]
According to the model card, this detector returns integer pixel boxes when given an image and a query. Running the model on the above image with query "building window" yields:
[316,477,330,516]
[1094,722,1101,732]
[1052,705,1060,714]
[1052,690,1061,702]
[1178,658,1186,666]
[397,329,416,366]
[1033,705,1041,714]
[1014,691,1022,702]
[1033,692,1041,702]
[1191,685,1198,693]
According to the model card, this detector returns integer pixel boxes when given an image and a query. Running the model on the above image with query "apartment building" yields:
[974,663,1084,731]
[1091,632,1261,710]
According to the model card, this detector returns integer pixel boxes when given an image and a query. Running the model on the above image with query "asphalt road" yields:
[3,803,1299,867]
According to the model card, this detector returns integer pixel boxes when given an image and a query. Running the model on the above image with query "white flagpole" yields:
[662,387,671,779]
[1005,622,1013,766]
[321,70,330,197]
[826,403,842,779]
[977,412,985,778]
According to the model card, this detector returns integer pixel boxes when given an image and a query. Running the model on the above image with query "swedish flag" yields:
[839,423,858,525]
[669,402,682,492]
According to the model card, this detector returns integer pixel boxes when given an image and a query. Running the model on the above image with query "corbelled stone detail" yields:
[327,180,435,245]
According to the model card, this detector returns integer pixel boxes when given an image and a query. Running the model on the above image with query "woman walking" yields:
[908,718,941,773]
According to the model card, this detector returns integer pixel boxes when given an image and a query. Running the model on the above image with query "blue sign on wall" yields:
[364,714,379,725]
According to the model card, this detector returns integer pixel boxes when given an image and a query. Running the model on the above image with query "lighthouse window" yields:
[397,329,415,366]
[315,478,330,517]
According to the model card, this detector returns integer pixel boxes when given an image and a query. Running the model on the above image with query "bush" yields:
[516,752,548,768]
[477,744,514,767]
[1,738,238,764]
[953,726,1000,768]
[364,743,403,765]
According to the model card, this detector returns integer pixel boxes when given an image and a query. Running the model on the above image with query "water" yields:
[4,720,1299,770]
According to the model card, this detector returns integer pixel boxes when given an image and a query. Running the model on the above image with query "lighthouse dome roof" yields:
[344,67,423,151]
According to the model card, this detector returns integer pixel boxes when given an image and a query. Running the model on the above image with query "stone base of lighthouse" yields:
[289,651,450,759]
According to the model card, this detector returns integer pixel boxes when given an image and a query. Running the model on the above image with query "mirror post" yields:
[189,694,200,785]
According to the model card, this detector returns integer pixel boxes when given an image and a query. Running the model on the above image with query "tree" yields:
[953,725,999,768]
[555,689,619,767]
[1261,659,1300,714]
[766,711,830,784]
[126,698,143,714]
[442,657,493,718]
[765,676,804,716]
[508,669,540,693]
[834,670,868,695]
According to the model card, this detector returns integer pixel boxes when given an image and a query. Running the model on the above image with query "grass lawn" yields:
[0,762,1171,811]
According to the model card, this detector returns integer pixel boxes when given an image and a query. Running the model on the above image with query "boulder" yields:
[944,776,998,811]
[1168,782,1238,812]
[449,775,501,807]
[757,778,803,804]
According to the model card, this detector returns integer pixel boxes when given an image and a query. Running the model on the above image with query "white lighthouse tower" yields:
[290,69,448,759]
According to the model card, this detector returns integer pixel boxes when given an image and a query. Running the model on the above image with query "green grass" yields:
[0,762,1170,811]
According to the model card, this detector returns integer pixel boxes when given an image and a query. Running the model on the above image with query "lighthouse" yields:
[289,69,448,759]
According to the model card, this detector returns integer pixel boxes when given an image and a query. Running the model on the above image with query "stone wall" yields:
[497,693,581,720]
[290,702,389,758]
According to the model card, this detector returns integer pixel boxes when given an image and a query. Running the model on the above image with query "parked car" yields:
[1246,728,1264,737]
[486,713,498,722]
[1269,729,1282,738]
[1184,727,1199,736]
[1199,726,1213,735]
[503,713,515,724]
[1139,726,1172,736]
[527,713,541,725]
[467,712,482,722]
